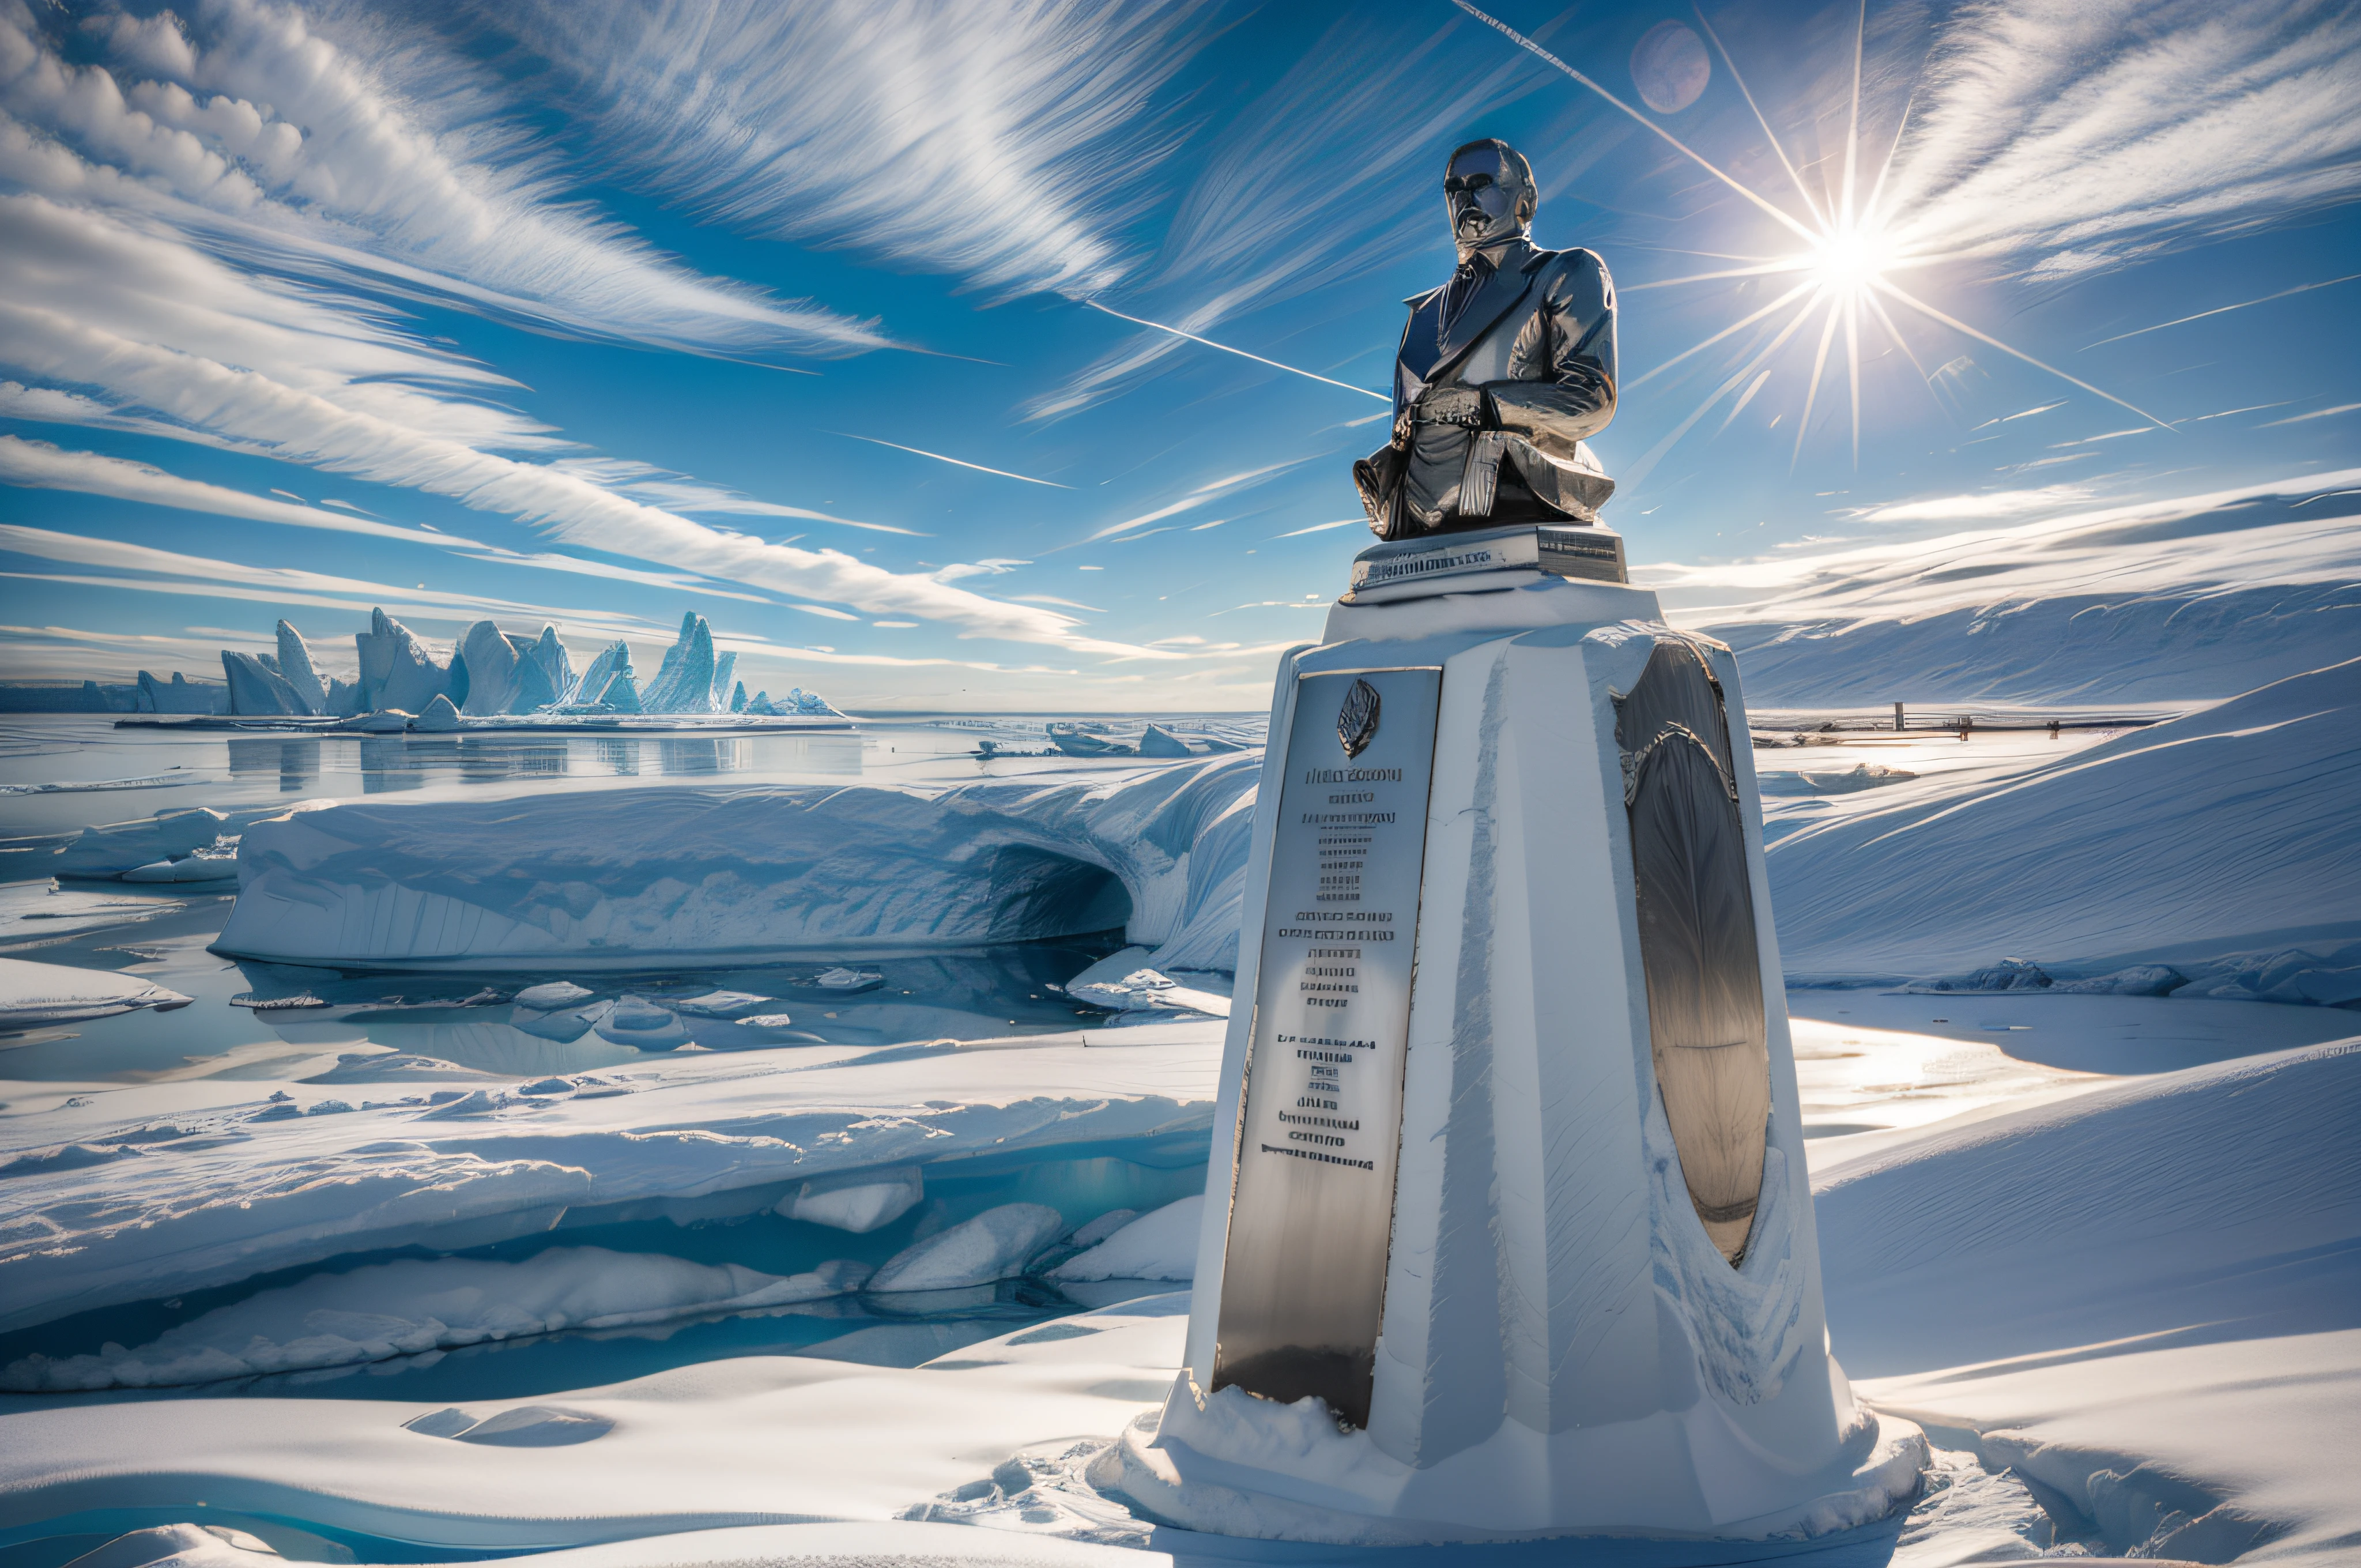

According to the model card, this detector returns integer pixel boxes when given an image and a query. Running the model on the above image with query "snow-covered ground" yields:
[1653,473,2361,704]
[1763,657,2361,985]
[1825,1041,2361,1566]
[1,1008,2351,1564]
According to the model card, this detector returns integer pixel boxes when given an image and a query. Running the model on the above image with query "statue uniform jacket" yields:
[1359,238,1618,538]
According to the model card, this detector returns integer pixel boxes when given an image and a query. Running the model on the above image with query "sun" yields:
[1805,224,1898,294]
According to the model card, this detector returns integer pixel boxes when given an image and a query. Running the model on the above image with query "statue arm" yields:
[1480,249,1617,448]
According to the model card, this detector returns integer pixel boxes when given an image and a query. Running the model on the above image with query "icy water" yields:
[0,712,1264,840]
[0,714,1259,1411]
[0,874,1203,1397]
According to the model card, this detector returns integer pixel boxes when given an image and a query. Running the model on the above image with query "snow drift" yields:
[1769,657,2361,977]
[1817,1038,2361,1562]
[1662,474,2361,704]
[216,754,1261,973]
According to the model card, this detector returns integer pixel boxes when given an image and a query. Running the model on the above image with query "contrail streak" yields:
[1623,261,1803,292]
[1692,3,1826,228]
[829,433,1072,488]
[1083,301,1389,401]
[1452,0,1819,244]
[2081,273,2361,350]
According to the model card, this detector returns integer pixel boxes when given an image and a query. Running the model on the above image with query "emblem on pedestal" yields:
[1337,677,1382,757]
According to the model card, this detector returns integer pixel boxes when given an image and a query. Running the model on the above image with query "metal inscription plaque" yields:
[1211,665,1442,1428]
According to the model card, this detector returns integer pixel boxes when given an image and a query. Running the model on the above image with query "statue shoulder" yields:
[1526,246,1613,308]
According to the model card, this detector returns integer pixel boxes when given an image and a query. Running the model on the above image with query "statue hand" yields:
[1414,384,1489,429]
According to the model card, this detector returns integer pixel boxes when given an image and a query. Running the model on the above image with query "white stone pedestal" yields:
[1123,548,1924,1543]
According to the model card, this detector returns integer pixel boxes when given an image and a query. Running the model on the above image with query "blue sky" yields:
[2,0,2356,710]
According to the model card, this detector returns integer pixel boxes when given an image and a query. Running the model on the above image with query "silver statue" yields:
[1354,138,1617,540]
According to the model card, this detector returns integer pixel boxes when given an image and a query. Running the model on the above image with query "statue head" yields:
[1444,138,1536,257]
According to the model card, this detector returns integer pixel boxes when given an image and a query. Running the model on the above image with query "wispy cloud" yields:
[1853,485,2096,524]
[501,0,1212,299]
[1880,0,2361,278]
[546,458,928,535]
[1639,469,2361,617]
[1025,13,1562,419]
[0,195,1179,658]
[0,0,884,359]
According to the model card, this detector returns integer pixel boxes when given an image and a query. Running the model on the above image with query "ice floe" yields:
[1051,1195,1200,1282]
[776,1166,923,1234]
[0,1024,1223,1333]
[0,957,190,1027]
[866,1203,1068,1292]
[1,1247,871,1392]
[215,753,1259,974]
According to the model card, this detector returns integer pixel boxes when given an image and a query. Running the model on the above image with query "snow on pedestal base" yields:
[1110,1384,1925,1545]
[1166,571,1910,1541]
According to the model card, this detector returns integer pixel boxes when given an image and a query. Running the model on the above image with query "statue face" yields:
[1444,145,1526,250]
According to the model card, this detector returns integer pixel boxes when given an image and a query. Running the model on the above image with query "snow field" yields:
[1767,657,2361,978]
[0,1296,1200,1554]
[1818,1038,2361,1562]
[1672,477,2361,704]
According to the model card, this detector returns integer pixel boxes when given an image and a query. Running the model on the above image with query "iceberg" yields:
[49,807,228,877]
[219,651,308,715]
[866,1203,1067,1292]
[217,752,1261,973]
[567,641,632,708]
[452,622,569,716]
[1137,723,1192,757]
[354,608,454,714]
[710,650,737,711]
[133,671,224,714]
[410,693,462,732]
[526,625,574,706]
[275,620,330,715]
[641,612,717,714]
